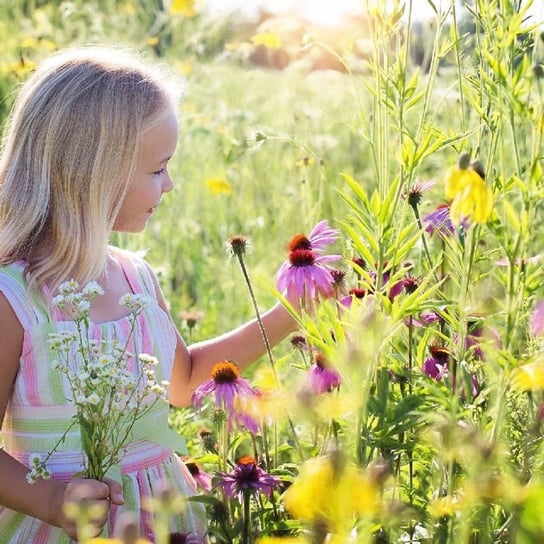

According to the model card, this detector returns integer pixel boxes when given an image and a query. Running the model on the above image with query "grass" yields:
[3,0,544,542]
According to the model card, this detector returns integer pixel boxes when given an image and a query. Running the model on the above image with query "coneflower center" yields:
[288,234,312,251]
[314,352,327,369]
[238,455,257,466]
[349,288,367,298]
[429,345,449,361]
[212,361,240,383]
[289,249,315,266]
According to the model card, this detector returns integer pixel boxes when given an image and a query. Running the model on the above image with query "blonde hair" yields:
[0,45,182,294]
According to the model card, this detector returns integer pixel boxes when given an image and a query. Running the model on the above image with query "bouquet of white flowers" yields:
[28,280,169,483]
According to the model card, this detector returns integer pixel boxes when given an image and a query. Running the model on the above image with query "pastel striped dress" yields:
[0,249,207,543]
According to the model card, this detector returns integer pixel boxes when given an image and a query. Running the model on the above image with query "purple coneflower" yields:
[422,345,450,381]
[287,220,339,254]
[464,318,501,360]
[307,353,342,394]
[410,309,442,328]
[217,456,280,502]
[340,287,367,309]
[531,301,544,338]
[305,219,340,252]
[276,249,340,299]
[192,360,256,415]
[422,204,455,236]
[169,532,207,544]
[185,462,213,493]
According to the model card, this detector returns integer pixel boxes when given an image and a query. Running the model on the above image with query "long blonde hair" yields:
[0,45,182,294]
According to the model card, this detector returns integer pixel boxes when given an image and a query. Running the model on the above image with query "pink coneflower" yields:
[410,309,443,328]
[287,220,339,253]
[464,318,501,360]
[422,345,450,381]
[531,301,544,337]
[185,462,213,493]
[306,219,340,252]
[217,456,280,502]
[307,353,342,394]
[276,249,340,299]
[340,287,367,308]
[192,360,256,414]
[169,532,207,544]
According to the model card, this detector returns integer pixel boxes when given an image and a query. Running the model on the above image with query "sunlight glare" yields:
[289,0,363,26]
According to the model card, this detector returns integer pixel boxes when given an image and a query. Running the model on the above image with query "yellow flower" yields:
[205,177,232,195]
[257,538,309,544]
[511,358,544,390]
[146,36,160,47]
[445,155,493,225]
[251,31,283,50]
[283,454,379,533]
[170,0,196,16]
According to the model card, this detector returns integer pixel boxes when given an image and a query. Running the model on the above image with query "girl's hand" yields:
[52,477,124,539]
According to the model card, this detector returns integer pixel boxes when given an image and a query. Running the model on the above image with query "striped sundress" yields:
[0,249,207,543]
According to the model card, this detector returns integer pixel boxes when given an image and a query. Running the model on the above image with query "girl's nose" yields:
[162,173,174,193]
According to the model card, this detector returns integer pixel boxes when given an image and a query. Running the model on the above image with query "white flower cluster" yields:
[29,280,167,483]
[119,292,152,314]
[26,453,51,484]
[52,280,104,320]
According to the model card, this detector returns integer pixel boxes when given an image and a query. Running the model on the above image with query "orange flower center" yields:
[211,361,240,383]
[288,234,311,251]
[288,249,315,266]
[238,455,257,466]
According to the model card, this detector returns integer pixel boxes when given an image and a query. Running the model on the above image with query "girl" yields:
[0,46,298,542]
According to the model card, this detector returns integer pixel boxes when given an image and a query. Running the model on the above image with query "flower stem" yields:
[234,252,276,376]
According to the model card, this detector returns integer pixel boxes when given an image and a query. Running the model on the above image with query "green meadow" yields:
[3,0,544,542]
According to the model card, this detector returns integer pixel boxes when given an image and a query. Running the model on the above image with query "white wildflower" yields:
[119,293,151,313]
[58,279,79,295]
[82,281,104,298]
[86,393,101,406]
[139,353,159,366]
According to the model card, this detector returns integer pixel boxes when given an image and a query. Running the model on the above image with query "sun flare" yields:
[288,0,363,26]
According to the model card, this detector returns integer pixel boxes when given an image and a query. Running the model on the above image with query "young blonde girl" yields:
[0,45,298,542]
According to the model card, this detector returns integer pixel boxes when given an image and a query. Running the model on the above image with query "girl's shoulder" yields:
[0,261,45,328]
[108,246,158,298]
[0,261,28,292]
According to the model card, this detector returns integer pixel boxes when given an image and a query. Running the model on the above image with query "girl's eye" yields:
[153,167,166,176]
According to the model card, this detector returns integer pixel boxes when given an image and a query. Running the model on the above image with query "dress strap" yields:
[111,248,157,299]
[0,263,47,329]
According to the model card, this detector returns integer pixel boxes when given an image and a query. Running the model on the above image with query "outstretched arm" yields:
[146,266,298,407]
[170,302,297,406]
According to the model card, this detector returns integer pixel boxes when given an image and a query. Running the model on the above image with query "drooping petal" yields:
[308,220,340,252]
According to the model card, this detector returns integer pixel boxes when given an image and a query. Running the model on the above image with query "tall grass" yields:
[2,0,544,542]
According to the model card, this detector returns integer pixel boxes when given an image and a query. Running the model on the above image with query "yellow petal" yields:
[511,362,544,390]
[170,0,196,16]
[205,177,232,195]
[250,31,283,50]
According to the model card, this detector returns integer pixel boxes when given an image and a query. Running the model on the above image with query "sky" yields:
[206,0,543,26]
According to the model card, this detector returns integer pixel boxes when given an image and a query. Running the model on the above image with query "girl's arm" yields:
[147,268,298,407]
[0,294,123,539]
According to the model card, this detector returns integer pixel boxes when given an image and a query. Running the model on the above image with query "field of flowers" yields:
[2,0,544,542]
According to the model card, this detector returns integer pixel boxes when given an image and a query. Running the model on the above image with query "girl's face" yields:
[113,108,179,233]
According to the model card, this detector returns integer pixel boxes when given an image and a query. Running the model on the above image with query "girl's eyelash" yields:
[153,167,166,176]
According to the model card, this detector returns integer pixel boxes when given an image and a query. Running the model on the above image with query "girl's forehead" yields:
[139,111,179,163]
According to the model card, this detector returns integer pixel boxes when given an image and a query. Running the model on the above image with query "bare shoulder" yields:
[0,292,23,356]
[0,292,23,424]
